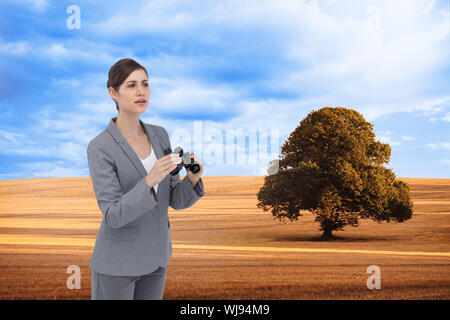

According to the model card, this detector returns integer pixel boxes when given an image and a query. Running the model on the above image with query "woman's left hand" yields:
[186,152,204,188]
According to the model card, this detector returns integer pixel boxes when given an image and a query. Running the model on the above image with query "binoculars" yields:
[163,147,201,176]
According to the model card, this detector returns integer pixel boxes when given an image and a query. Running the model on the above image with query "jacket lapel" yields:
[106,117,166,197]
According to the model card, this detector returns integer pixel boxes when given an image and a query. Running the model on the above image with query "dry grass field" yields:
[0,176,449,299]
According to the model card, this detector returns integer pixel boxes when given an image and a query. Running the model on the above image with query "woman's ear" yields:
[108,87,118,101]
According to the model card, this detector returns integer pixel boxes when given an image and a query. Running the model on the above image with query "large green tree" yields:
[257,106,413,240]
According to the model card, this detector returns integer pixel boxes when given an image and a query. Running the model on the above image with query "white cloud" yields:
[18,161,88,178]
[274,0,448,120]
[47,44,70,58]
[0,129,25,143]
[375,130,404,146]
[3,0,48,12]
[415,97,450,117]
[443,112,450,122]
[376,137,401,146]
[27,105,112,146]
[0,38,133,68]
[376,130,416,146]
[27,0,47,11]
[428,142,450,166]
[424,0,436,16]
[361,97,449,121]
[427,142,450,151]
[0,102,114,179]
[35,41,121,65]
[401,135,415,141]
[0,40,30,55]
[149,77,245,116]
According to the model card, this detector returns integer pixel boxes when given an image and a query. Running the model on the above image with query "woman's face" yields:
[110,68,150,114]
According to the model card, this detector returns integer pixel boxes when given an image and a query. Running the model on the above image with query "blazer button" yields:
[153,209,159,216]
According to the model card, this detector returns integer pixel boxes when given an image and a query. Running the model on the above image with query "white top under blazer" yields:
[139,142,158,194]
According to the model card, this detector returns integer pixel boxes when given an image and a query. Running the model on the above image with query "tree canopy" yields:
[257,106,413,240]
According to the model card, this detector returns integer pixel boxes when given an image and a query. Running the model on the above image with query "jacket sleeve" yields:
[87,140,158,228]
[159,128,205,210]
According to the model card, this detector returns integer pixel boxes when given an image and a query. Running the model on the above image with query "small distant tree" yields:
[257,106,413,240]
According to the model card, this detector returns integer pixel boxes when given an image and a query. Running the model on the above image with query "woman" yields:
[86,58,205,300]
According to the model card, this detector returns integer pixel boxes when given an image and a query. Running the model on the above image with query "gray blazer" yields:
[86,116,205,276]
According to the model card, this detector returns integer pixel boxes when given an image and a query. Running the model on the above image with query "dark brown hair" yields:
[107,58,148,111]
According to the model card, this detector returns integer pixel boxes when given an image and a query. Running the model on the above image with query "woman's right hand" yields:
[145,153,182,188]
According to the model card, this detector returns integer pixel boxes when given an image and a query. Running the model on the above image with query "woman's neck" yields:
[115,113,145,139]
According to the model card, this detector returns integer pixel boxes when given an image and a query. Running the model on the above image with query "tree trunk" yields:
[320,229,334,241]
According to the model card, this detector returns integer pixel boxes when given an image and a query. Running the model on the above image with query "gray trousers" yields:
[91,266,167,300]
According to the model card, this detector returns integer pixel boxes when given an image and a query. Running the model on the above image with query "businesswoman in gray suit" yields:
[86,58,205,300]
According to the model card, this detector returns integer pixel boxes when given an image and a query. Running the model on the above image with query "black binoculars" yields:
[163,147,201,176]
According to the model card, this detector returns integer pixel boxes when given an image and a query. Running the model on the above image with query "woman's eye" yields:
[127,83,148,88]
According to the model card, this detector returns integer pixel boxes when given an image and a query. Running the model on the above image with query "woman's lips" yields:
[135,100,146,105]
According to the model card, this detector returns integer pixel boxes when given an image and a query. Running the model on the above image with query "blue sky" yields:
[0,0,448,179]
